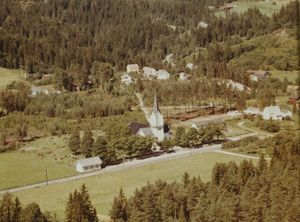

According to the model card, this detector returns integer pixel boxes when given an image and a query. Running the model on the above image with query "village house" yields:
[75,156,103,173]
[247,70,271,81]
[143,67,157,78]
[262,106,292,120]
[128,93,170,142]
[126,64,139,73]
[186,63,194,70]
[121,73,133,85]
[157,70,170,80]
[179,72,189,80]
[197,21,208,29]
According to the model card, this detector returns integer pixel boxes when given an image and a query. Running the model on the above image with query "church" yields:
[128,93,170,142]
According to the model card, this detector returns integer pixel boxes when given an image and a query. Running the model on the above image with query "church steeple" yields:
[153,91,159,112]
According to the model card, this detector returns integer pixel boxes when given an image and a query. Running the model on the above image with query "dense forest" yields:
[109,131,300,222]
[0,0,298,77]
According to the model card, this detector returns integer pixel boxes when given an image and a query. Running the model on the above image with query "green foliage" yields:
[257,120,280,133]
[109,188,129,222]
[65,184,98,222]
[68,129,81,155]
[111,133,300,221]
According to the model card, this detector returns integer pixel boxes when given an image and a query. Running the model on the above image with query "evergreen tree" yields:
[81,128,94,157]
[68,129,81,154]
[110,188,129,222]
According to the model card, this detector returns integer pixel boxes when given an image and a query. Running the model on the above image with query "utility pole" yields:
[45,167,48,185]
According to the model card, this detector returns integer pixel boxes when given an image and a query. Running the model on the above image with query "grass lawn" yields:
[0,152,76,190]
[271,70,299,84]
[0,67,24,89]
[13,152,255,219]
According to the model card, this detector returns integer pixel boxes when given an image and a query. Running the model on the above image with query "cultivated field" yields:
[0,67,24,89]
[0,152,76,190]
[13,152,256,219]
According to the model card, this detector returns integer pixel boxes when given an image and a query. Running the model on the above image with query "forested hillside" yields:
[109,131,300,222]
[0,0,298,75]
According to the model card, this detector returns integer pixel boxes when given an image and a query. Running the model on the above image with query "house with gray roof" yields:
[75,156,103,173]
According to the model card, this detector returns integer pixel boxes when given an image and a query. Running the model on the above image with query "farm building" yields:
[126,64,139,73]
[75,156,103,173]
[243,107,261,115]
[31,87,49,96]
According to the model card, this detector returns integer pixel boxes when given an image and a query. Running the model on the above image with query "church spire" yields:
[153,91,159,112]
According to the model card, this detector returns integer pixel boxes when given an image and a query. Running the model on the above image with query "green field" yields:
[271,70,299,84]
[0,67,24,89]
[216,0,294,17]
[0,152,76,190]
[13,152,255,219]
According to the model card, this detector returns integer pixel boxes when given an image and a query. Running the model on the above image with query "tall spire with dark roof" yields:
[153,91,159,112]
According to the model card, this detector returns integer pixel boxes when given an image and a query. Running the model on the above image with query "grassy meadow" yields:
[0,67,24,89]
[0,152,76,190]
[13,152,255,219]
[216,0,294,17]
[271,70,299,84]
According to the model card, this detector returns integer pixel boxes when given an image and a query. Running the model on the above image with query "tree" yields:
[110,188,129,222]
[20,203,47,222]
[68,129,81,154]
[81,128,94,157]
[65,185,98,222]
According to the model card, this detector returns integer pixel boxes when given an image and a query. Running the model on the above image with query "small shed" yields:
[76,156,103,173]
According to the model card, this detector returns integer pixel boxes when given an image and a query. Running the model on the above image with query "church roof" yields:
[128,122,149,135]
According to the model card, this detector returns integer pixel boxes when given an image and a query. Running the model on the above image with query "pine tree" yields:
[110,188,129,222]
[65,185,98,222]
[81,128,94,157]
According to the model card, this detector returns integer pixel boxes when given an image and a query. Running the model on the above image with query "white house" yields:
[121,73,133,85]
[197,21,208,29]
[75,156,103,173]
[143,67,157,78]
[262,106,292,120]
[157,70,170,80]
[186,63,194,70]
[179,72,189,80]
[126,64,139,73]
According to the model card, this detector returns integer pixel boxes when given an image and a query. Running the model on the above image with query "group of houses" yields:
[121,63,193,85]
